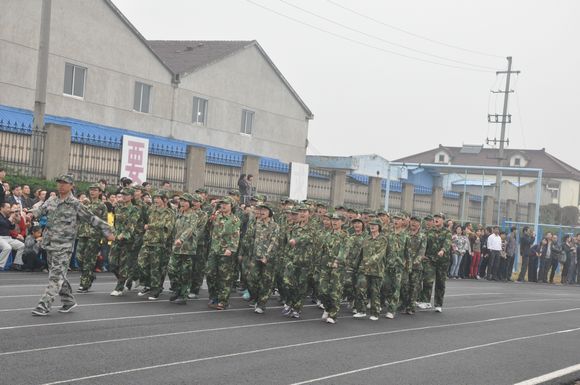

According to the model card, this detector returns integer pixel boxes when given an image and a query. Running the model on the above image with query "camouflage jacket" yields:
[286,222,315,267]
[194,209,209,257]
[172,210,201,255]
[345,232,368,272]
[142,206,176,246]
[426,226,452,263]
[242,218,280,261]
[132,199,149,236]
[359,233,388,278]
[209,212,241,256]
[385,230,410,271]
[112,202,140,242]
[320,230,348,270]
[32,193,112,250]
[77,199,108,238]
[407,230,427,271]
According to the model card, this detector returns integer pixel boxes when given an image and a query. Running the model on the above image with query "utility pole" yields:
[31,0,52,176]
[487,56,520,225]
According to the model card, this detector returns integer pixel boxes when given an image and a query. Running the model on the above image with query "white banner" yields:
[289,162,309,201]
[120,135,149,184]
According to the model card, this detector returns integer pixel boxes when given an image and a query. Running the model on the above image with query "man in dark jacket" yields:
[517,227,535,282]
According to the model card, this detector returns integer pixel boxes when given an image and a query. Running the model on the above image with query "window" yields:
[438,154,445,162]
[192,96,208,125]
[546,182,560,201]
[133,82,152,113]
[241,109,254,135]
[63,63,86,97]
[514,158,521,166]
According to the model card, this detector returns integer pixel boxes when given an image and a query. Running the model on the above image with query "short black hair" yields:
[30,225,41,233]
[522,226,529,233]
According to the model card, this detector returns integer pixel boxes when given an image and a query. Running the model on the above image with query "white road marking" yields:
[445,298,580,310]
[37,310,580,385]
[513,363,580,385]
[288,328,580,385]
[445,292,503,297]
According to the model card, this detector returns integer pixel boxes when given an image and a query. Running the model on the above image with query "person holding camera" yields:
[0,202,25,270]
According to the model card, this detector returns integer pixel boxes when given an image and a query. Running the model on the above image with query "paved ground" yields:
[1,272,580,385]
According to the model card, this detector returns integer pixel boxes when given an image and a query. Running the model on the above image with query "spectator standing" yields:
[486,226,502,280]
[548,235,563,284]
[562,235,576,284]
[449,225,470,279]
[517,227,535,282]
[469,228,482,279]
[0,168,6,205]
[538,234,552,283]
[527,240,542,283]
[505,226,517,281]
[0,202,25,270]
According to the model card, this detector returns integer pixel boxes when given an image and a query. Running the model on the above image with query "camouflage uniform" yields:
[109,197,140,292]
[127,198,148,284]
[284,221,315,313]
[381,230,410,315]
[138,202,176,295]
[319,228,348,321]
[189,207,209,296]
[419,226,452,307]
[206,205,241,306]
[241,211,280,309]
[274,212,292,305]
[343,230,367,303]
[308,222,326,303]
[168,200,201,300]
[76,197,107,290]
[356,231,388,317]
[32,181,112,312]
[400,229,426,313]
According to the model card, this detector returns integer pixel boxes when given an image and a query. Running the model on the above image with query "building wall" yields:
[558,179,580,207]
[0,0,310,163]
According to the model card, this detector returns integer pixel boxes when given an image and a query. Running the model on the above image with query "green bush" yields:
[4,173,93,195]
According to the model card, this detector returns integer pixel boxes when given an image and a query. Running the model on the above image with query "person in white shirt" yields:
[486,226,502,280]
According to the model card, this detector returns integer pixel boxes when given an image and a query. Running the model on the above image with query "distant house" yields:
[395,144,580,208]
[0,0,312,163]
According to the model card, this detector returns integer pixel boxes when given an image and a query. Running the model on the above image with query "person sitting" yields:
[22,226,46,272]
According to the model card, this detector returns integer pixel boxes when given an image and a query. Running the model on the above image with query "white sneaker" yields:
[316,300,325,310]
[366,303,371,310]
[369,315,379,321]
[110,290,120,297]
[353,312,366,318]
[435,307,442,313]
[326,317,335,324]
[416,302,426,309]
[352,308,358,314]
[321,311,329,320]
[187,293,199,299]
[254,307,264,314]
[425,303,433,309]
[385,312,394,319]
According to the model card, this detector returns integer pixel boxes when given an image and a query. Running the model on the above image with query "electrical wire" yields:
[325,0,505,59]
[512,74,526,148]
[245,0,495,73]
[276,0,498,70]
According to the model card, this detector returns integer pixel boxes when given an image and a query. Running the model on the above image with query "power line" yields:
[276,0,498,70]
[246,0,494,73]
[325,0,504,59]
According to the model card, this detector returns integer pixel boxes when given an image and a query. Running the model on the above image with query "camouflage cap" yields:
[191,193,204,203]
[433,212,446,220]
[253,193,267,202]
[219,196,236,205]
[55,174,74,184]
[377,210,390,216]
[316,202,327,208]
[152,189,167,199]
[290,207,300,214]
[194,187,208,194]
[362,208,374,215]
[423,214,434,221]
[392,212,405,220]
[89,183,102,191]
[329,213,343,221]
[227,189,240,196]
[180,193,195,203]
[410,215,422,222]
[351,217,364,225]
[400,210,410,218]
[120,187,135,195]
[280,197,292,204]
[334,205,346,211]
[368,219,383,229]
[347,208,359,214]
[256,202,274,214]
[297,203,310,211]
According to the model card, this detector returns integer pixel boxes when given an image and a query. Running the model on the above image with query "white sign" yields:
[289,162,309,201]
[121,135,149,184]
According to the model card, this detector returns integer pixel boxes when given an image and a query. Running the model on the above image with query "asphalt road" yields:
[1,271,579,385]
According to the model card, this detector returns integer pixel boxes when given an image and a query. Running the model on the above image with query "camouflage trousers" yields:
[307,268,320,302]
[206,253,236,305]
[138,244,168,292]
[109,240,133,291]
[355,274,382,317]
[168,253,192,298]
[189,254,206,295]
[284,263,310,312]
[381,267,403,314]
[400,268,423,312]
[246,258,275,308]
[419,259,449,307]
[127,236,143,282]
[274,258,290,305]
[342,269,358,303]
[318,267,344,320]
[76,237,101,290]
[38,244,76,310]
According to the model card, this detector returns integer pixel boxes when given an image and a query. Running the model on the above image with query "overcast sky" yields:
[114,0,579,169]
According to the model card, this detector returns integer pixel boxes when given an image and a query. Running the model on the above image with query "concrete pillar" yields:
[459,192,470,222]
[431,186,443,214]
[401,182,414,213]
[527,203,536,223]
[506,199,517,221]
[367,176,381,210]
[185,145,206,193]
[329,170,347,207]
[42,123,71,180]
[483,196,495,226]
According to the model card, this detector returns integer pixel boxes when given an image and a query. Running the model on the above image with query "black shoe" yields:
[31,304,49,316]
[58,303,78,313]
[174,297,186,305]
[169,292,179,302]
[77,287,88,293]
[137,287,151,297]
[125,280,133,291]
